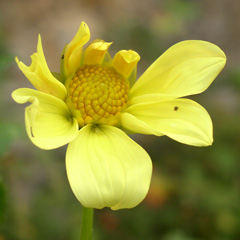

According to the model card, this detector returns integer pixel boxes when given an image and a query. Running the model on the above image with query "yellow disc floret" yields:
[65,65,130,127]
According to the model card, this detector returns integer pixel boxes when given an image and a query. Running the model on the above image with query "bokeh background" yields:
[0,0,240,239]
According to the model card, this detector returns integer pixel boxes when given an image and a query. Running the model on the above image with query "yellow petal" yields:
[131,40,226,103]
[121,112,162,135]
[12,88,78,149]
[112,50,140,82]
[16,35,67,100]
[130,93,173,105]
[62,22,90,77]
[124,99,213,146]
[83,39,112,65]
[66,124,152,210]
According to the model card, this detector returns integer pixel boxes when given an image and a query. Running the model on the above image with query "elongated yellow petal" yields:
[121,112,162,135]
[66,124,152,210]
[124,99,213,146]
[62,22,90,77]
[112,50,140,83]
[130,93,174,105]
[83,40,112,65]
[16,35,67,100]
[131,40,226,103]
[12,88,78,149]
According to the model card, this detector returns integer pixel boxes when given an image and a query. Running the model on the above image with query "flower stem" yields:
[80,206,94,240]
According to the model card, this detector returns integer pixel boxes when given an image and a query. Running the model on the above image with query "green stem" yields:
[80,206,94,240]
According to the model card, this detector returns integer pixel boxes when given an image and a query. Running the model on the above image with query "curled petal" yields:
[131,40,226,103]
[62,22,90,77]
[124,99,213,146]
[83,39,112,65]
[16,35,67,100]
[112,50,140,85]
[66,124,152,210]
[12,88,78,149]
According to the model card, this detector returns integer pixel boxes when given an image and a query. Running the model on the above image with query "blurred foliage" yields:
[0,37,12,79]
[228,68,240,90]
[0,180,5,224]
[1,0,240,239]
[103,20,164,64]
[0,122,22,158]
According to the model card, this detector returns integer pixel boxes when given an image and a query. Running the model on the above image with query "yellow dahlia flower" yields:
[12,22,226,210]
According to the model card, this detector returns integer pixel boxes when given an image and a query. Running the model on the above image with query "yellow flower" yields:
[12,22,226,210]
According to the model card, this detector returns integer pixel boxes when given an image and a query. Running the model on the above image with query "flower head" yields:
[12,22,226,210]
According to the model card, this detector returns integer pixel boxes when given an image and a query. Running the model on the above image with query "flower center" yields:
[65,65,130,127]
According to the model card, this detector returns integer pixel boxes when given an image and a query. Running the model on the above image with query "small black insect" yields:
[61,54,64,60]
[174,106,179,111]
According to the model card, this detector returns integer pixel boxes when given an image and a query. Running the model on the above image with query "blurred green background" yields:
[0,0,240,239]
